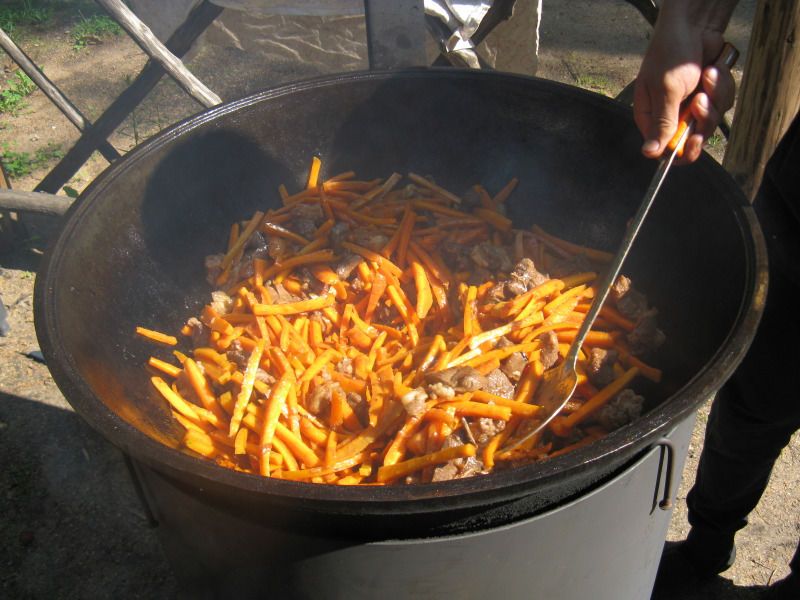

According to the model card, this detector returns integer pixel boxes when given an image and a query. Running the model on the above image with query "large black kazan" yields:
[35,70,766,599]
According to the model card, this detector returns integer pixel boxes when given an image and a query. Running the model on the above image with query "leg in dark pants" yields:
[686,179,800,572]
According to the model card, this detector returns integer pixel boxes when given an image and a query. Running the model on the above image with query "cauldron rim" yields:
[34,68,767,512]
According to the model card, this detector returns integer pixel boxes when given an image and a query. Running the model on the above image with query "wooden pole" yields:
[0,28,120,163]
[0,189,72,217]
[723,0,800,200]
[95,0,221,108]
[35,1,223,194]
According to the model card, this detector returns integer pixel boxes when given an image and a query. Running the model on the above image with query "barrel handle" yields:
[654,437,676,511]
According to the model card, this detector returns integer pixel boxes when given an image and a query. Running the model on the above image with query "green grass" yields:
[706,132,724,149]
[71,14,123,50]
[0,70,36,115]
[1,142,63,179]
[574,73,612,96]
[0,1,53,37]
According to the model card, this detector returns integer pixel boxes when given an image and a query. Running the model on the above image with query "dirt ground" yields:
[2,1,798,598]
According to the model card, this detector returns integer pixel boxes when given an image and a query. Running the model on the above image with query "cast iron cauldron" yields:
[35,69,766,538]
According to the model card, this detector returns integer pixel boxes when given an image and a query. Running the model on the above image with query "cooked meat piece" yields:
[611,275,648,320]
[236,251,256,280]
[627,310,666,354]
[539,330,560,369]
[401,388,428,417]
[291,203,324,223]
[510,258,548,290]
[329,222,350,249]
[549,253,592,278]
[335,252,363,280]
[210,290,233,315]
[290,218,317,239]
[496,336,514,349]
[351,227,389,252]
[264,283,298,304]
[267,236,288,261]
[346,392,369,427]
[587,348,619,388]
[425,367,487,393]
[185,317,209,347]
[306,382,344,416]
[467,267,493,287]
[204,254,224,285]
[505,279,528,297]
[226,339,248,370]
[439,240,472,271]
[476,417,507,444]
[470,241,512,272]
[486,281,508,303]
[596,389,644,430]
[501,351,528,382]
[432,454,484,482]
[431,462,460,482]
[255,369,276,385]
[485,369,515,399]
[245,231,268,252]
[336,357,354,376]
[427,381,456,400]
[288,205,323,239]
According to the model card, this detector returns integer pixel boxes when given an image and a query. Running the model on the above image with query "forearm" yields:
[658,0,739,33]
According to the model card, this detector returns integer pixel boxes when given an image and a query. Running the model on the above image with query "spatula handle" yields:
[667,42,740,155]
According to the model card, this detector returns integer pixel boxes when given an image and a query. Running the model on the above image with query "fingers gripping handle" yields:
[667,42,740,155]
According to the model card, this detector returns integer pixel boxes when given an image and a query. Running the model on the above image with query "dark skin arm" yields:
[634,0,739,163]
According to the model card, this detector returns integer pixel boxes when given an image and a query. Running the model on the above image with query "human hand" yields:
[634,20,736,163]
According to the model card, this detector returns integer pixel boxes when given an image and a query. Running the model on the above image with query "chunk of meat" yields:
[329,222,350,249]
[346,392,369,427]
[255,369,276,385]
[475,417,506,444]
[427,381,456,400]
[626,310,666,354]
[470,241,512,272]
[485,368,515,399]
[306,382,344,416]
[596,388,644,430]
[611,275,648,320]
[510,258,549,290]
[587,348,619,388]
[351,227,389,252]
[226,339,248,370]
[401,388,428,417]
[288,204,324,239]
[210,290,233,315]
[467,267,493,287]
[439,241,472,271]
[334,252,363,280]
[264,283,299,304]
[266,236,289,261]
[501,351,528,382]
[425,367,487,393]
[538,330,560,369]
[185,317,209,348]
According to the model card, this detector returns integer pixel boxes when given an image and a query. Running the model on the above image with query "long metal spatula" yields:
[503,43,739,453]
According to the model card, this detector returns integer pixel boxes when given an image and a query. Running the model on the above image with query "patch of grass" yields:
[0,0,53,37]
[0,70,36,116]
[71,14,123,50]
[706,133,724,149]
[574,73,612,96]
[1,142,63,179]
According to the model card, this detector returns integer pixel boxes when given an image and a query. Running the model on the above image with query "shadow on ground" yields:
[0,392,177,599]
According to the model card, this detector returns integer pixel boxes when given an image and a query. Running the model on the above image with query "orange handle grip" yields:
[667,42,740,155]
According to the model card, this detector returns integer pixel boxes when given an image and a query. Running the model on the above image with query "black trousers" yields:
[686,118,800,574]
